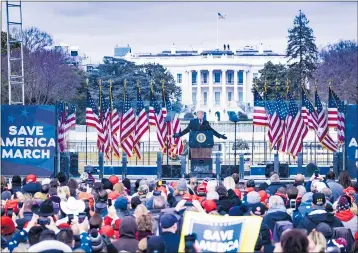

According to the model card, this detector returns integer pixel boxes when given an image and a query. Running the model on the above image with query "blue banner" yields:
[1,105,56,176]
[345,105,358,179]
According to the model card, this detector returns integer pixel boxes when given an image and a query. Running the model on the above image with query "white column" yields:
[208,69,213,108]
[221,69,227,108]
[242,70,247,103]
[196,70,201,108]
[187,70,192,105]
[233,69,238,105]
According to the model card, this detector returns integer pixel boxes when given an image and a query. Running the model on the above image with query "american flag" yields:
[133,86,149,159]
[155,90,167,151]
[57,101,66,152]
[328,87,338,128]
[163,95,172,154]
[149,88,157,126]
[99,92,111,158]
[120,89,136,157]
[276,94,288,153]
[284,91,308,157]
[110,88,121,158]
[315,90,338,152]
[86,89,103,152]
[301,89,318,130]
[65,104,76,132]
[329,87,345,145]
[253,88,268,126]
[267,94,285,150]
[169,114,184,158]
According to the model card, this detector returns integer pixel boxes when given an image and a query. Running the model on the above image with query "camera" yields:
[107,199,112,207]
[67,214,74,225]
[289,199,296,209]
[185,234,197,253]
[7,208,13,217]
[78,212,86,223]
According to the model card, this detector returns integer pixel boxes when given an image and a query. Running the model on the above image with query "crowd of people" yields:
[1,167,358,253]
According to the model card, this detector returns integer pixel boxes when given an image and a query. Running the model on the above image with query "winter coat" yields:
[263,211,292,232]
[265,182,286,195]
[21,182,41,194]
[335,210,358,237]
[326,179,344,202]
[160,232,180,253]
[109,216,139,253]
[297,209,344,233]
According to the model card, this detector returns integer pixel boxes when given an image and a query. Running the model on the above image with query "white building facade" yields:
[116,44,286,121]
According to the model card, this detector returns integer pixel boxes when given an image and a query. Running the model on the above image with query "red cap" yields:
[1,216,15,235]
[114,219,121,230]
[108,175,119,185]
[26,174,37,183]
[100,225,115,238]
[233,189,242,199]
[202,200,217,213]
[157,186,167,195]
[258,190,270,202]
[5,200,19,215]
[57,223,71,229]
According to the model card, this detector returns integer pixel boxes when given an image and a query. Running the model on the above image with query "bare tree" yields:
[314,40,358,104]
[23,27,53,52]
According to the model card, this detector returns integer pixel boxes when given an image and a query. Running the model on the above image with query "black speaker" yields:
[162,165,181,178]
[70,152,79,177]
[220,165,239,178]
[279,163,289,178]
[265,164,274,178]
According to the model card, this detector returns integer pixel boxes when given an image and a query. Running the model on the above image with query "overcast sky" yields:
[2,2,357,63]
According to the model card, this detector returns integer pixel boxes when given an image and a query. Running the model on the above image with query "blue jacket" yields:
[160,232,180,253]
[326,179,344,202]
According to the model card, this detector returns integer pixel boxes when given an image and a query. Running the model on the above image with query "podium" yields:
[189,131,213,175]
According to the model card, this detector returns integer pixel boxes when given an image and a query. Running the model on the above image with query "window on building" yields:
[203,92,208,105]
[192,92,197,104]
[228,73,232,83]
[177,73,182,84]
[192,72,197,84]
[228,92,232,101]
[214,72,221,83]
[239,91,243,102]
[238,71,243,84]
[215,92,220,105]
[203,73,207,83]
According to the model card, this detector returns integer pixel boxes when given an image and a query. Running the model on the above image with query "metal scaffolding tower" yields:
[6,0,25,105]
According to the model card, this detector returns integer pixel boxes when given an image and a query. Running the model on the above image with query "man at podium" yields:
[173,109,227,139]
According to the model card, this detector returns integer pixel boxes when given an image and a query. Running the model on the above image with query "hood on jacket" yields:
[307,211,338,225]
[27,240,72,252]
[119,216,137,238]
[267,210,291,222]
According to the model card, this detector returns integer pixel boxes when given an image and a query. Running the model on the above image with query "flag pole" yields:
[314,81,318,164]
[109,79,113,165]
[162,79,170,168]
[148,80,153,165]
[98,79,104,179]
[251,79,256,164]
[275,80,279,156]
[263,81,267,164]
[85,79,89,165]
[286,79,291,164]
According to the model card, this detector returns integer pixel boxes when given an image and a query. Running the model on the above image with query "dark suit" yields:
[176,118,222,138]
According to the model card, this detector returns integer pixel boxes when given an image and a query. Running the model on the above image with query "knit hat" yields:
[337,195,352,212]
[1,216,15,235]
[216,184,228,198]
[247,179,255,188]
[160,213,178,229]
[1,191,11,201]
[177,179,187,192]
[247,191,260,205]
[103,180,113,191]
[108,175,119,185]
[312,192,326,206]
[131,196,141,209]
[89,228,105,252]
[202,200,217,213]
[138,185,149,199]
[122,178,131,191]
[41,178,51,186]
[250,203,268,216]
[206,191,219,200]
[114,197,128,210]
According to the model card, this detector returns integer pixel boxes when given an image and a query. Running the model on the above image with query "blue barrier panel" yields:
[250,165,330,177]
[89,165,157,176]
[1,105,56,176]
